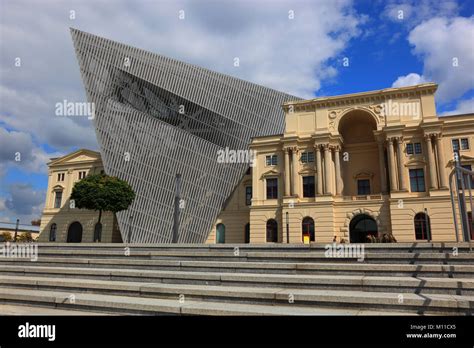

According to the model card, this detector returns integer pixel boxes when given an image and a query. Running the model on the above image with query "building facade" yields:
[209,83,474,244]
[38,149,121,243]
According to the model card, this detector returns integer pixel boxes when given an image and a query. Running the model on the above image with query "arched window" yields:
[94,222,102,242]
[245,223,250,244]
[266,219,278,243]
[302,217,315,242]
[216,223,225,244]
[414,213,431,240]
[49,223,57,242]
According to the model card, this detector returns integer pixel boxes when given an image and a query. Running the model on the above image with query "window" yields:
[302,217,315,242]
[409,169,425,192]
[54,191,63,209]
[461,138,470,150]
[266,219,278,243]
[452,139,460,151]
[49,223,57,242]
[301,151,314,163]
[266,178,278,199]
[414,213,430,240]
[302,176,315,197]
[245,186,252,206]
[57,173,65,181]
[79,171,87,179]
[406,143,422,155]
[414,143,422,154]
[265,155,278,166]
[357,179,371,195]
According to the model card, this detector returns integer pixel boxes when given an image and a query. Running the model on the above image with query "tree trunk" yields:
[98,210,102,224]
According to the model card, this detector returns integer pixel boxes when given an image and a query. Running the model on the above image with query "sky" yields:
[0,0,473,224]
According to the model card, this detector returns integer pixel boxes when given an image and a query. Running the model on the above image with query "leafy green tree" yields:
[70,174,136,227]
[0,232,13,242]
[17,233,34,243]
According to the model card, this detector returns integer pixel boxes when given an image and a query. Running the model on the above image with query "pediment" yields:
[260,169,280,179]
[405,158,427,167]
[49,149,101,166]
[353,170,374,179]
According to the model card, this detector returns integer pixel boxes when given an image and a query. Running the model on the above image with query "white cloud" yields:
[392,73,427,88]
[1,184,45,224]
[383,0,459,28]
[441,97,474,116]
[391,16,474,103]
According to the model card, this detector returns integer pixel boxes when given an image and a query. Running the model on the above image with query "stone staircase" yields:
[0,243,472,315]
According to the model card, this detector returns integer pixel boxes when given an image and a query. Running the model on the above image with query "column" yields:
[396,137,407,191]
[425,134,438,189]
[377,140,388,194]
[387,137,398,191]
[315,145,323,195]
[323,144,332,195]
[434,134,448,189]
[291,147,299,196]
[284,148,291,196]
[334,146,342,195]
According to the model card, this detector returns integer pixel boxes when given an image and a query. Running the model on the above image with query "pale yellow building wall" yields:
[38,149,121,243]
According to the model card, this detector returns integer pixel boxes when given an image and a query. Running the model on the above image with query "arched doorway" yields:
[266,219,278,243]
[216,223,225,244]
[302,217,315,242]
[349,214,377,243]
[67,221,83,243]
[49,223,57,242]
[414,213,431,240]
[244,223,250,243]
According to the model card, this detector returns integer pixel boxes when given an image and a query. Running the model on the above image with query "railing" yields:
[449,150,473,250]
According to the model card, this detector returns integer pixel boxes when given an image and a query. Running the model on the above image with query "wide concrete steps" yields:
[1,265,473,296]
[2,243,472,315]
[1,257,473,278]
[0,279,470,315]
[29,248,474,265]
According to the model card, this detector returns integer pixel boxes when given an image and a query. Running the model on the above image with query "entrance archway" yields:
[67,221,83,243]
[349,214,377,243]
[266,219,278,243]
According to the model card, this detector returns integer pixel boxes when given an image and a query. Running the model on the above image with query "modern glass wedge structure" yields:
[70,28,300,243]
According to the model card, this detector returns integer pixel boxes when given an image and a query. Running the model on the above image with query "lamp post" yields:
[172,174,182,243]
[127,215,133,244]
[13,219,19,242]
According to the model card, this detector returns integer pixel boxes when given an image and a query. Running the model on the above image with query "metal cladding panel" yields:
[70,28,301,243]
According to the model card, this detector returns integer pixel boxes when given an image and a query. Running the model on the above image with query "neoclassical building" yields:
[208,83,474,244]
[39,149,121,243]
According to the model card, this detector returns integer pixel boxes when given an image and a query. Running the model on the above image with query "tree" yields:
[70,174,135,233]
[17,233,34,243]
[0,232,13,242]
[31,219,41,226]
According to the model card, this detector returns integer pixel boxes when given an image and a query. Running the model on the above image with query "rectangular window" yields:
[245,186,252,206]
[357,179,370,195]
[409,168,425,192]
[54,191,63,209]
[461,138,469,150]
[265,155,278,166]
[302,176,315,197]
[452,139,460,151]
[414,142,422,154]
[266,178,278,199]
[301,152,315,163]
[57,173,64,181]
[79,171,87,179]
[406,143,414,155]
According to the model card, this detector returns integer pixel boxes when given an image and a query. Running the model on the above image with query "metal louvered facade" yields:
[70,28,300,243]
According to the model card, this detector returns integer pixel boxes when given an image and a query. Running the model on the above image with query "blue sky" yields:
[0,0,473,224]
